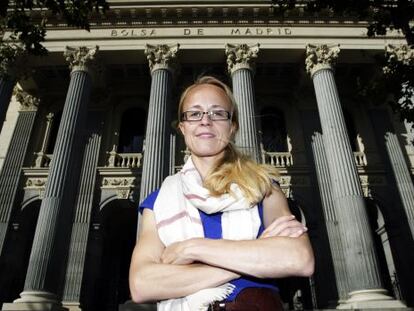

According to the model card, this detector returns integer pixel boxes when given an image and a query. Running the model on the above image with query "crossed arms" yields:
[129,186,314,303]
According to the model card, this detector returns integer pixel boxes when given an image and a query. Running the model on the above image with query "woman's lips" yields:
[196,132,215,138]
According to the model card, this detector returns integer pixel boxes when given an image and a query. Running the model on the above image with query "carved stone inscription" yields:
[110,27,293,37]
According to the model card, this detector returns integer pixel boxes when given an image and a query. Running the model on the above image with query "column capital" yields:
[305,44,340,77]
[145,44,180,74]
[225,43,259,75]
[383,44,414,75]
[64,46,100,75]
[14,88,39,112]
[0,44,28,80]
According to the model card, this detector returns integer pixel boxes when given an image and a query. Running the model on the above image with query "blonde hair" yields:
[178,76,279,204]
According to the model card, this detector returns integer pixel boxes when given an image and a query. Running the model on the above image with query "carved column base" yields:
[2,291,67,311]
[337,289,408,310]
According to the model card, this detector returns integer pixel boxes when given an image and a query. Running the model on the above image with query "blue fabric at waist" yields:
[227,278,279,301]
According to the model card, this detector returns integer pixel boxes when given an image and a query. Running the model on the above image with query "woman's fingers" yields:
[261,215,307,238]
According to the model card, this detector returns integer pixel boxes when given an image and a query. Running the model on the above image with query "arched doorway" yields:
[0,199,41,303]
[365,197,398,298]
[277,198,314,310]
[82,199,138,311]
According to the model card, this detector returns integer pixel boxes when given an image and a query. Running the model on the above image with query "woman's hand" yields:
[161,240,195,265]
[260,215,307,239]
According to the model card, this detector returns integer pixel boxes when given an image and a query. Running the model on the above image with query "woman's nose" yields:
[200,112,212,124]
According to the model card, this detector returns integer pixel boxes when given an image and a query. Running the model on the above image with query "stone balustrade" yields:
[107,152,142,168]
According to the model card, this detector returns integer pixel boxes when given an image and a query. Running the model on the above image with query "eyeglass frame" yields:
[180,110,232,122]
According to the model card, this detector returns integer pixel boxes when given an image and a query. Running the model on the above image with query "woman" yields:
[129,76,314,311]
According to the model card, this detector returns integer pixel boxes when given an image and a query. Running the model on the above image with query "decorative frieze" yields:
[225,43,259,74]
[305,44,340,77]
[102,177,136,188]
[25,177,47,188]
[145,44,179,73]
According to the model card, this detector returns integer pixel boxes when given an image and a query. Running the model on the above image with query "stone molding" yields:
[14,88,40,112]
[305,44,340,77]
[64,46,100,74]
[225,43,259,74]
[145,44,180,73]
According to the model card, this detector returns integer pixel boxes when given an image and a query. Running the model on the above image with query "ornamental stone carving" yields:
[145,44,180,73]
[383,44,414,75]
[305,44,340,77]
[225,43,260,74]
[64,46,100,74]
[102,177,136,188]
[25,178,47,188]
[14,88,39,111]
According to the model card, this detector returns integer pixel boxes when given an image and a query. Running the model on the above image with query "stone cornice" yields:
[31,3,371,30]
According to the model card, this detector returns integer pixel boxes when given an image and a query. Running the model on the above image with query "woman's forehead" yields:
[183,84,231,108]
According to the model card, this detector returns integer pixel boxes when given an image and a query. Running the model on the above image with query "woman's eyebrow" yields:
[186,104,227,110]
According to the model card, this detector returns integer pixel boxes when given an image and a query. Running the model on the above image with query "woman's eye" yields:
[212,110,226,117]
[189,111,201,118]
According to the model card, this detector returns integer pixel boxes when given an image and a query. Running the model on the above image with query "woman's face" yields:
[179,84,234,160]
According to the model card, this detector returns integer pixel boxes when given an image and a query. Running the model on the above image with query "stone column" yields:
[3,46,99,311]
[225,43,261,162]
[385,132,414,238]
[0,48,26,134]
[383,45,414,239]
[0,90,38,257]
[169,133,176,175]
[306,44,406,309]
[0,77,16,134]
[311,132,349,302]
[139,44,178,202]
[62,112,103,311]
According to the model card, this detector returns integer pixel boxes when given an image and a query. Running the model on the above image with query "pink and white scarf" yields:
[153,157,261,311]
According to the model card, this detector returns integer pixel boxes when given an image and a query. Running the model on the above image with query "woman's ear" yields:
[178,122,185,135]
[230,124,236,139]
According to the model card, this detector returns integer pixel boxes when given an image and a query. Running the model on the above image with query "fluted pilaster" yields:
[311,132,349,302]
[139,44,178,202]
[0,48,28,134]
[62,115,102,306]
[0,90,38,256]
[306,44,405,309]
[0,78,16,133]
[225,43,260,162]
[385,132,414,238]
[8,47,98,309]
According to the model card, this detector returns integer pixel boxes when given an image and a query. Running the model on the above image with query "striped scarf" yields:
[154,157,260,311]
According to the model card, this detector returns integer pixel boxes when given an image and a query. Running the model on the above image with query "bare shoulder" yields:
[262,184,292,228]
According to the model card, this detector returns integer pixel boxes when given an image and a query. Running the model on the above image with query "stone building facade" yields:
[0,1,413,310]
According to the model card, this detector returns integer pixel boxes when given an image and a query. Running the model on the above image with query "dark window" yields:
[260,107,288,152]
[343,110,358,152]
[118,107,146,153]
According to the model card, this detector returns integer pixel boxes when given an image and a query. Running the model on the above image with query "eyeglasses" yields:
[181,110,231,121]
